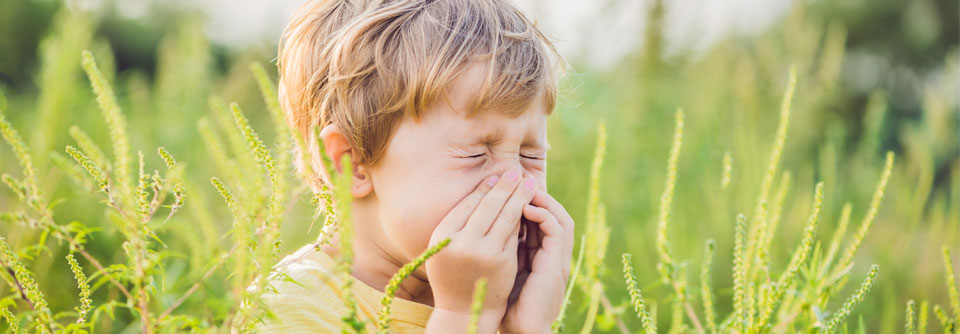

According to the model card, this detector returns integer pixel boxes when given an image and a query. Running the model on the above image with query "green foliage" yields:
[576,119,611,334]
[934,304,955,333]
[733,213,748,333]
[834,152,894,276]
[67,126,107,172]
[552,235,586,332]
[582,120,609,288]
[700,240,717,333]
[467,278,488,334]
[623,253,657,334]
[655,109,684,288]
[0,2,956,334]
[80,49,132,210]
[906,300,916,334]
[596,67,935,334]
[65,146,108,194]
[918,300,929,334]
[0,237,52,333]
[377,238,450,333]
[945,248,960,325]
[823,265,879,334]
[938,248,960,333]
[0,306,21,333]
[720,152,732,190]
[156,147,185,218]
[331,155,365,334]
[0,108,38,203]
[65,253,92,327]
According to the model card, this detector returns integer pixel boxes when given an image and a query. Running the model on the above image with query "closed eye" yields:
[463,153,544,160]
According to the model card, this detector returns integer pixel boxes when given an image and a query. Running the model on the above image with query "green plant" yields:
[925,248,960,333]
[565,66,907,334]
[376,238,451,333]
[0,3,955,333]
[466,278,488,334]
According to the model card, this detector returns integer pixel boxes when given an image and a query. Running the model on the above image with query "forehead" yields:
[421,62,549,143]
[438,104,548,147]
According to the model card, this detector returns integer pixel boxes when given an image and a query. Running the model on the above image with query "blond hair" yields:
[278,0,565,192]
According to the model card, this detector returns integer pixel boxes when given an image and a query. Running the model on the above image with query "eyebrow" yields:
[465,129,551,151]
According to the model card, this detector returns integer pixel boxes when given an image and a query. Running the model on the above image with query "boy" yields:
[257,0,574,332]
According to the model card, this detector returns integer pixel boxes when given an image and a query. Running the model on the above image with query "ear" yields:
[319,124,374,198]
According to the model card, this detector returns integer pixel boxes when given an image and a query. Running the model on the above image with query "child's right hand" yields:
[424,168,538,332]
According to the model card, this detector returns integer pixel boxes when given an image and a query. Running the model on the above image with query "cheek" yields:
[379,164,544,258]
[521,160,546,190]
[385,176,472,257]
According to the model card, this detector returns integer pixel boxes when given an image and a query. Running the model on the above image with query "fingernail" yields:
[485,175,499,186]
[504,169,521,182]
[523,177,536,191]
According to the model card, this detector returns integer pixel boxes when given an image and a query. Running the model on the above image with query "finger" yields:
[524,206,568,278]
[462,169,525,235]
[504,222,520,254]
[434,174,500,235]
[538,223,545,252]
[530,190,575,267]
[522,204,563,255]
[530,189,574,243]
[488,175,538,246]
[506,215,523,253]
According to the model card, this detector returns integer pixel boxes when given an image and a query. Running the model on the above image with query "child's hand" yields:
[498,189,575,334]
[424,169,538,333]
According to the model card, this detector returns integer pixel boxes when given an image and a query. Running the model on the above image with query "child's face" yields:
[367,62,549,263]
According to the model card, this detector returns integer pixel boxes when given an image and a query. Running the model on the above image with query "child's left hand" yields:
[498,189,575,334]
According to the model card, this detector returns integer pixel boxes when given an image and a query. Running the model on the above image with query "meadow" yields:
[0,1,957,333]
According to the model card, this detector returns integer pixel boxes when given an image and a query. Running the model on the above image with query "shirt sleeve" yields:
[249,261,351,333]
[252,293,344,333]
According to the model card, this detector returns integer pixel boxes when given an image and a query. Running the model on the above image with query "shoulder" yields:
[250,244,349,332]
[266,243,344,296]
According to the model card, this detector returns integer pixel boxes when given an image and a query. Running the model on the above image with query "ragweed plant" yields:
[906,300,916,334]
[923,247,960,333]
[376,238,451,333]
[1,50,309,333]
[64,254,92,327]
[622,253,657,334]
[1,4,956,333]
[548,66,909,334]
[466,278,488,334]
[0,237,52,334]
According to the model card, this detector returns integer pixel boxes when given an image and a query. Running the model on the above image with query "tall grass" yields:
[582,68,954,333]
[0,3,956,334]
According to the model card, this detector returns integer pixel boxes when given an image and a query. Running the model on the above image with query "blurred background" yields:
[0,0,957,332]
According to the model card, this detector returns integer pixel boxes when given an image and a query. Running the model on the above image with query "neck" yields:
[321,196,435,307]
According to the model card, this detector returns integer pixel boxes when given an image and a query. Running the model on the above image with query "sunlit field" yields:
[0,0,957,333]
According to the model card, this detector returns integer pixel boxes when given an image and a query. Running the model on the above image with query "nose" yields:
[489,159,532,182]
